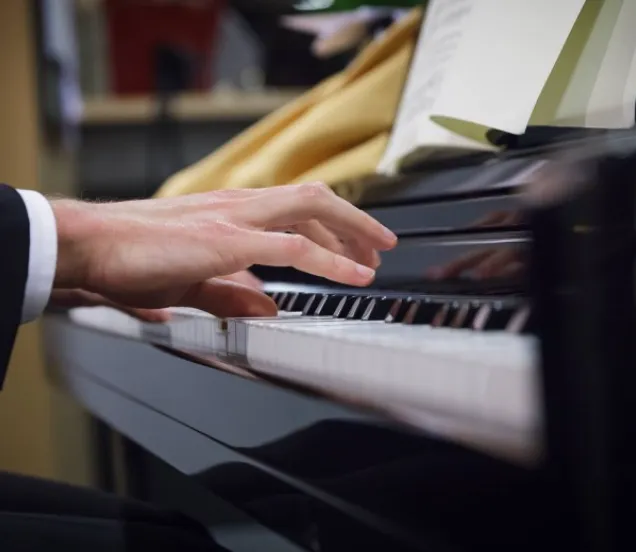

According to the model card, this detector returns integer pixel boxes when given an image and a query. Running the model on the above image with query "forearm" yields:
[12,193,102,322]
[51,198,99,290]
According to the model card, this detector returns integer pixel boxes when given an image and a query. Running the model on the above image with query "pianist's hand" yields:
[47,271,265,322]
[50,183,396,317]
[219,270,264,290]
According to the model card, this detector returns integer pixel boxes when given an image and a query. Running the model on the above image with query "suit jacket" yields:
[0,184,30,389]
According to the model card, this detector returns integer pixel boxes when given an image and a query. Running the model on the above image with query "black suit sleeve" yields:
[0,184,30,389]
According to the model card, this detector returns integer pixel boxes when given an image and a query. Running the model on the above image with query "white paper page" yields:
[583,0,636,128]
[378,0,478,174]
[431,0,586,135]
[622,42,636,126]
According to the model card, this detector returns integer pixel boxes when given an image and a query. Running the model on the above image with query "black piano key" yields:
[285,292,314,312]
[275,292,289,309]
[401,300,420,324]
[385,298,412,323]
[472,304,491,330]
[384,298,403,323]
[507,305,532,333]
[359,297,381,319]
[346,296,366,319]
[302,294,319,316]
[409,300,445,325]
[458,303,481,329]
[283,292,299,311]
[483,302,515,331]
[440,302,464,328]
[315,295,342,316]
[361,297,393,321]
[333,296,355,318]
[524,307,536,334]
[314,295,329,315]
[431,303,451,327]
[448,302,470,328]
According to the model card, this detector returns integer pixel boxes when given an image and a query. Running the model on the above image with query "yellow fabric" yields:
[155,8,423,200]
[291,132,389,203]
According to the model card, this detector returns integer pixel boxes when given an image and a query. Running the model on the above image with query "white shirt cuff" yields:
[16,190,58,324]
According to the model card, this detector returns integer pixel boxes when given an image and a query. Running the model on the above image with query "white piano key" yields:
[235,319,538,431]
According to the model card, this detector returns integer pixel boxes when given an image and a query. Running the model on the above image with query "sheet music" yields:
[395,0,474,122]
[431,0,586,134]
[378,0,478,173]
[379,0,587,174]
[624,38,636,126]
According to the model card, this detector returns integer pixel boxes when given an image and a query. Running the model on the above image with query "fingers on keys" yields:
[244,231,377,286]
[285,221,380,269]
[242,182,397,252]
[289,220,347,257]
[179,279,278,317]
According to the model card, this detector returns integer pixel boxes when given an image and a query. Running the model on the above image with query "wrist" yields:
[51,199,101,289]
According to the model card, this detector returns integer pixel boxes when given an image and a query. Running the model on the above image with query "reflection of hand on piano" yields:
[426,248,524,281]
[470,211,522,228]
[426,210,524,281]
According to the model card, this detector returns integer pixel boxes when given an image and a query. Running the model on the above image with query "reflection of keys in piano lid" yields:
[69,282,541,462]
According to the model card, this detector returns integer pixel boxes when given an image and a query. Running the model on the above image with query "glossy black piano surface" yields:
[45,131,636,552]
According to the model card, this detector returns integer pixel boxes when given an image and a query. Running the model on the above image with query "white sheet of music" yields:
[378,0,485,174]
[625,38,636,126]
[431,0,586,134]
[378,0,587,174]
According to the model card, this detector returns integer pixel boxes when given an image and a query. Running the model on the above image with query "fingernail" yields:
[384,227,397,241]
[356,263,375,280]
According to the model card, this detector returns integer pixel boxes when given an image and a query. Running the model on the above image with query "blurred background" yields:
[0,0,410,490]
[40,0,384,202]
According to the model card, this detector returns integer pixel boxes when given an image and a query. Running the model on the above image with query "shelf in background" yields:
[81,89,305,125]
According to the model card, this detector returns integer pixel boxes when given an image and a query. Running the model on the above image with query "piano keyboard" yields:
[68,283,541,461]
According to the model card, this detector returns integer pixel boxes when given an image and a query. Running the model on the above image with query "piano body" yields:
[44,131,636,552]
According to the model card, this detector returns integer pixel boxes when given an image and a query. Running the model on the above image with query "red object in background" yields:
[105,0,225,95]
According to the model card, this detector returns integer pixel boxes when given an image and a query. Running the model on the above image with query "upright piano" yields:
[44,130,636,552]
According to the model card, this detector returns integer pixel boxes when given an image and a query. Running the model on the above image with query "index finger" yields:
[243,182,398,250]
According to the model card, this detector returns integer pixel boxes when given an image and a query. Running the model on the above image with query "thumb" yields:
[178,278,278,318]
